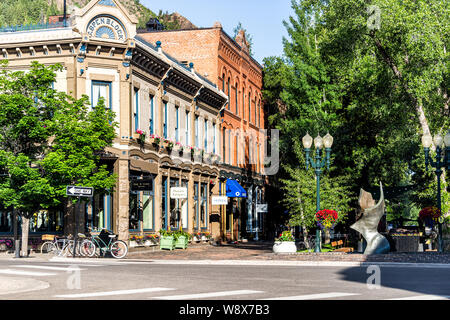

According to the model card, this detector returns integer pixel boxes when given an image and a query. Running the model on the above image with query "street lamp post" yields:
[302,132,334,253]
[421,129,450,253]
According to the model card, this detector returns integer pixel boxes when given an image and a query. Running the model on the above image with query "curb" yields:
[121,259,450,269]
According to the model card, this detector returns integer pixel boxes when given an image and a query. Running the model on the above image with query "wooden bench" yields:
[332,240,354,253]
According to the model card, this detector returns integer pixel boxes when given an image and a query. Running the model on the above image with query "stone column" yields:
[117,159,130,242]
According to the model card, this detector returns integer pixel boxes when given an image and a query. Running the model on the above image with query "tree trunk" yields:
[324,229,331,244]
[20,215,29,257]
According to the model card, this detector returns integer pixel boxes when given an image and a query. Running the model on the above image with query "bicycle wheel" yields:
[40,241,57,254]
[80,239,96,257]
[110,240,128,259]
[65,240,76,256]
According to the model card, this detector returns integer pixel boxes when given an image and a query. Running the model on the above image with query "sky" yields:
[141,0,295,65]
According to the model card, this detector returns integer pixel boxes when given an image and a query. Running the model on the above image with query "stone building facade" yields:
[0,0,228,243]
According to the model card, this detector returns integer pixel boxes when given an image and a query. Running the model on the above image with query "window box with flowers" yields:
[201,232,212,242]
[273,230,297,253]
[129,235,145,248]
[144,234,159,246]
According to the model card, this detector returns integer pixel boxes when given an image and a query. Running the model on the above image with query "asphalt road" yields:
[0,257,449,302]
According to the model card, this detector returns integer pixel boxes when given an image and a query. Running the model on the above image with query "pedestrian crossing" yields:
[1,262,449,300]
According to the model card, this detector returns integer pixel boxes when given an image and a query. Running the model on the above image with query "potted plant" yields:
[150,134,161,146]
[192,232,201,243]
[163,139,174,151]
[134,129,146,145]
[419,207,441,229]
[173,141,183,153]
[201,232,212,242]
[273,230,297,253]
[144,234,159,246]
[174,230,191,249]
[129,235,138,248]
[159,229,175,250]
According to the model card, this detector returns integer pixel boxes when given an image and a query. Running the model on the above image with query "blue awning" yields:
[226,179,247,198]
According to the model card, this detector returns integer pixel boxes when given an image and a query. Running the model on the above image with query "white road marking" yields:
[260,292,360,300]
[54,288,175,299]
[0,269,56,277]
[152,290,264,300]
[387,295,450,300]
[11,265,86,271]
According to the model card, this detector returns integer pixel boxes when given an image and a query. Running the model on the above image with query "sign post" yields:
[66,186,94,258]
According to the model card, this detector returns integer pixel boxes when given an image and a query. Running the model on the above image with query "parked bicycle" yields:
[40,234,92,257]
[0,238,13,252]
[80,229,128,259]
[297,235,316,251]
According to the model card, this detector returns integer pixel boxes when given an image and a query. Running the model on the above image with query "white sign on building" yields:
[256,204,268,213]
[212,196,229,205]
[170,187,188,199]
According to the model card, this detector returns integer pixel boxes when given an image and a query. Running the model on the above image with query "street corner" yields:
[0,275,50,296]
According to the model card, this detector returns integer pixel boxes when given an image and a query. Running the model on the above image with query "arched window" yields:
[227,78,231,110]
[248,90,252,123]
[242,87,245,120]
[235,83,239,115]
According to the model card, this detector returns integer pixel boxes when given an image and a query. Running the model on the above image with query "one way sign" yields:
[66,186,94,198]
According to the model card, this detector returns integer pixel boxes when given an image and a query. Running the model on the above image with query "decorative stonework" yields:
[86,15,126,41]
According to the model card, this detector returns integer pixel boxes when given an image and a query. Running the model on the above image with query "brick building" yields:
[138,22,268,241]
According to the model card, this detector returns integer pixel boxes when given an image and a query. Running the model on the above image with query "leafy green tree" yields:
[263,0,448,236]
[0,61,117,256]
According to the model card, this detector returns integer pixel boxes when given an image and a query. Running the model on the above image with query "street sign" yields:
[212,196,228,205]
[170,187,188,199]
[66,186,94,198]
[256,204,268,213]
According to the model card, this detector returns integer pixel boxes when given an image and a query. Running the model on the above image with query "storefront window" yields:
[162,176,168,230]
[87,194,113,232]
[170,178,180,229]
[142,189,154,231]
[29,210,63,233]
[194,182,199,229]
[181,180,189,230]
[129,191,140,231]
[0,210,13,233]
[200,183,208,229]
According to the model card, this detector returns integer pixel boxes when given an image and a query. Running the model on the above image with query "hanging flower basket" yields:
[315,209,338,230]
[419,207,441,228]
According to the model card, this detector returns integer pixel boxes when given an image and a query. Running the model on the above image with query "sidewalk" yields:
[126,241,450,265]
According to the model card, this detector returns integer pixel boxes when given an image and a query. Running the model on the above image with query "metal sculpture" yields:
[351,182,390,254]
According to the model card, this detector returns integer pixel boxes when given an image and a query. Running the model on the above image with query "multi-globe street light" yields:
[421,129,450,253]
[302,132,334,252]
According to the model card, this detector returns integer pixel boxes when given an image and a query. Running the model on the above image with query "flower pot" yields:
[175,236,189,249]
[129,240,137,248]
[272,241,297,254]
[160,236,175,251]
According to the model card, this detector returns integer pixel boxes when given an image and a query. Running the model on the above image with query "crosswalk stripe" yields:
[11,265,86,271]
[152,290,264,300]
[0,269,56,276]
[387,295,450,300]
[260,292,360,300]
[54,288,175,298]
